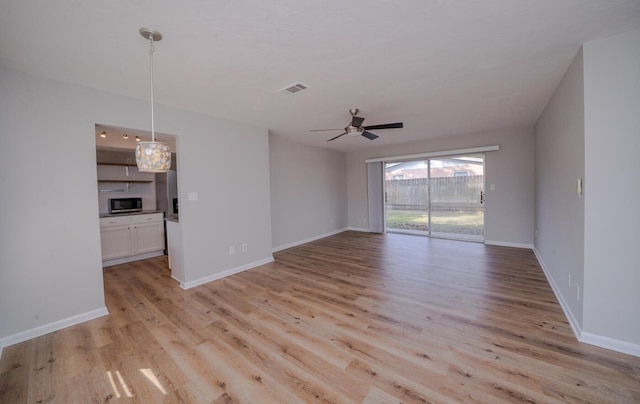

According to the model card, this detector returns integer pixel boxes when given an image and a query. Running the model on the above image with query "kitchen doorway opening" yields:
[384,153,485,242]
[94,123,180,267]
[95,124,179,220]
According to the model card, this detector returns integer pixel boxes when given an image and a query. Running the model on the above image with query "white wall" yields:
[269,134,347,250]
[346,128,535,246]
[583,28,640,348]
[174,110,272,285]
[534,48,585,330]
[0,70,107,342]
[0,68,272,344]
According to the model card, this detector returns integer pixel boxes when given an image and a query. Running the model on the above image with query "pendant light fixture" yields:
[135,28,171,173]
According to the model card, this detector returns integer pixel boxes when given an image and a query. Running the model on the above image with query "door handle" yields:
[385,191,388,203]
[480,191,485,204]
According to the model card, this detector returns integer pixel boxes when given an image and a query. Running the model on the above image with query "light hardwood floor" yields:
[1,231,639,403]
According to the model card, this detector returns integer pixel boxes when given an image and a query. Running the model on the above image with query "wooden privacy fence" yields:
[386,175,484,211]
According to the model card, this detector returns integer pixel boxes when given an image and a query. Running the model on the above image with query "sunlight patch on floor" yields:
[140,368,168,395]
[106,370,133,398]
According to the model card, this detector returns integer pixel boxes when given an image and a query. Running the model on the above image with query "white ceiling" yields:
[2,0,640,153]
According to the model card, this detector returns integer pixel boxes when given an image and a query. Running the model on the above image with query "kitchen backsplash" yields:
[97,181,157,214]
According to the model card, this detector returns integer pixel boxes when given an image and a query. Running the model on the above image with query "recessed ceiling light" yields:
[135,136,141,142]
[122,134,129,139]
[100,131,107,138]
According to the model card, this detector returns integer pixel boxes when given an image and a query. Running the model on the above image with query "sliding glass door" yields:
[385,154,485,241]
[428,154,484,241]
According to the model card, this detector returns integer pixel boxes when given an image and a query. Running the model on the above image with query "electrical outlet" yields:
[229,246,235,255]
[330,219,335,225]
[568,272,571,287]
[576,284,580,301]
[242,243,247,253]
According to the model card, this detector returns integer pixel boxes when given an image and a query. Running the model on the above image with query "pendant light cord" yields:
[148,35,156,143]
[136,28,170,172]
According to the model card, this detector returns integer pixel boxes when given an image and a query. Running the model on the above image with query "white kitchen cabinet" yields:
[100,224,133,260]
[131,214,165,254]
[99,213,164,266]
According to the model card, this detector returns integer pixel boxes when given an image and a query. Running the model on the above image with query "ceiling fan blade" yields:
[327,132,348,142]
[309,129,342,132]
[351,116,365,127]
[363,122,403,130]
[361,131,379,140]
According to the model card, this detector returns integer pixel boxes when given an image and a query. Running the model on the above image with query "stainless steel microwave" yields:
[109,197,142,214]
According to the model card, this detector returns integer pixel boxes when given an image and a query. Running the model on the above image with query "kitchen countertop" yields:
[99,210,164,218]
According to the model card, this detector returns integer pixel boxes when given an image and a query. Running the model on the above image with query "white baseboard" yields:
[170,274,183,287]
[534,248,583,339]
[485,240,534,249]
[533,247,639,358]
[102,251,164,267]
[0,307,109,350]
[345,226,370,232]
[272,228,348,252]
[580,332,640,358]
[182,256,275,290]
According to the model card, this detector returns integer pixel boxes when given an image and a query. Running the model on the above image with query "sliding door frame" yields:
[374,146,497,241]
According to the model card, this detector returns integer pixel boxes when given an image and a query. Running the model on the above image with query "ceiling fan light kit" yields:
[312,108,403,142]
[135,27,172,173]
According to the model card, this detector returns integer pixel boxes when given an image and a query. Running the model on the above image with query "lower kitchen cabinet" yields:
[100,224,133,260]
[132,215,165,254]
[99,213,164,266]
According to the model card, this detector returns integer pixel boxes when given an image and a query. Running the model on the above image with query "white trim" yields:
[580,332,640,358]
[485,240,534,249]
[102,251,164,267]
[170,274,183,287]
[272,228,348,252]
[534,247,640,358]
[182,256,275,290]
[346,227,370,232]
[365,145,500,163]
[534,247,583,339]
[0,307,109,349]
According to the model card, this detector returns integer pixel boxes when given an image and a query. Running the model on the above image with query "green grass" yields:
[386,209,484,235]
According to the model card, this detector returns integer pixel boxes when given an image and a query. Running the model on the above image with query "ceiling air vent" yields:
[278,82,309,95]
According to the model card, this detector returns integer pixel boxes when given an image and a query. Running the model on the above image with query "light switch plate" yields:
[188,192,198,201]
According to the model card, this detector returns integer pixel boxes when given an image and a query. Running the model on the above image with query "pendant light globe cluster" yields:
[135,28,171,173]
[136,141,171,172]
